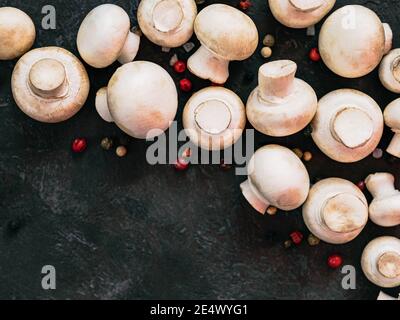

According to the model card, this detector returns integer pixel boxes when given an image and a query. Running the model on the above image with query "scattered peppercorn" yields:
[357,180,366,191]
[116,146,128,157]
[174,157,190,171]
[373,148,383,159]
[303,125,313,137]
[173,60,186,73]
[239,0,251,10]
[290,231,304,245]
[292,148,304,159]
[284,239,293,249]
[263,34,275,47]
[100,137,113,151]
[309,48,321,62]
[72,138,87,153]
[307,234,320,246]
[261,47,272,59]
[303,151,313,162]
[266,206,278,216]
[328,254,343,269]
[180,78,192,92]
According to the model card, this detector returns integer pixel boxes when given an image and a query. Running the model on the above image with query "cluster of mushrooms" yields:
[1,1,399,294]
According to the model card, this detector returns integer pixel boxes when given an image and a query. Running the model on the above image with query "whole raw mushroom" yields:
[188,4,258,84]
[95,61,178,139]
[12,47,90,123]
[380,49,400,93]
[303,178,369,244]
[247,60,318,137]
[268,0,336,28]
[241,145,310,214]
[0,7,36,60]
[77,4,141,68]
[138,0,197,48]
[384,98,400,158]
[319,5,392,78]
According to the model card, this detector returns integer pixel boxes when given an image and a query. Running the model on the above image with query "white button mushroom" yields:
[77,4,141,68]
[246,60,318,137]
[11,47,90,123]
[319,5,392,78]
[311,89,384,163]
[268,0,336,29]
[183,87,246,151]
[187,4,258,84]
[303,178,369,244]
[365,173,400,228]
[362,236,400,288]
[380,49,400,94]
[138,0,197,48]
[384,99,400,158]
[0,7,36,60]
[241,145,310,214]
[95,61,178,139]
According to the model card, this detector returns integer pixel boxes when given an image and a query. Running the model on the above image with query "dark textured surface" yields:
[0,0,399,300]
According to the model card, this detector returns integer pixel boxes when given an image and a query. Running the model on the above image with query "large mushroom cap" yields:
[107,61,178,139]
[138,0,197,48]
[77,4,132,68]
[362,236,400,288]
[269,0,336,29]
[183,87,246,150]
[319,5,386,78]
[194,4,258,61]
[0,7,36,60]
[245,145,310,211]
[12,47,90,123]
[303,178,368,244]
[312,89,384,163]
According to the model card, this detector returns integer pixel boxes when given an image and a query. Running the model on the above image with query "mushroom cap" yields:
[138,0,197,48]
[183,87,246,151]
[95,87,113,123]
[194,4,259,61]
[12,47,90,123]
[77,4,131,68]
[303,178,368,244]
[311,89,384,163]
[268,0,336,29]
[319,5,386,78]
[247,145,310,211]
[361,236,400,288]
[0,7,36,60]
[107,61,178,139]
[380,49,400,94]
[384,98,400,130]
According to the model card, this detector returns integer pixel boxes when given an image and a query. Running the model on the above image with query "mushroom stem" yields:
[377,252,400,279]
[194,99,232,135]
[28,58,69,99]
[258,60,297,102]
[95,87,114,123]
[152,0,184,33]
[366,173,397,199]
[289,0,324,12]
[187,45,230,84]
[240,179,270,214]
[117,32,141,65]
[387,132,400,158]
[383,23,393,55]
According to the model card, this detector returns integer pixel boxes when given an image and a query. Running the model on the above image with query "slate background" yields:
[0,0,399,300]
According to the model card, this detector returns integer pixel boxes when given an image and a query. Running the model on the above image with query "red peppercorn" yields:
[180,78,192,92]
[174,157,190,171]
[239,0,251,10]
[290,231,304,245]
[72,138,87,153]
[309,48,321,62]
[173,60,186,73]
[328,254,343,269]
[357,180,366,191]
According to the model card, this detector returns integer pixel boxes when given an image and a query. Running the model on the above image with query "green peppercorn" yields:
[308,234,320,246]
[101,137,113,150]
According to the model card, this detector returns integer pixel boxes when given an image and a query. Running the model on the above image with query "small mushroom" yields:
[0,7,36,60]
[384,99,400,158]
[365,173,400,228]
[183,87,246,151]
[12,47,90,123]
[319,5,392,78]
[187,4,258,84]
[95,61,178,139]
[380,50,400,94]
[77,4,141,68]
[361,236,400,288]
[303,178,368,244]
[268,0,336,29]
[241,145,310,214]
[138,0,197,48]
[246,60,317,137]
[311,89,384,163]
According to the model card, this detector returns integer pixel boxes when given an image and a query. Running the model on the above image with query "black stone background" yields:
[0,0,399,300]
